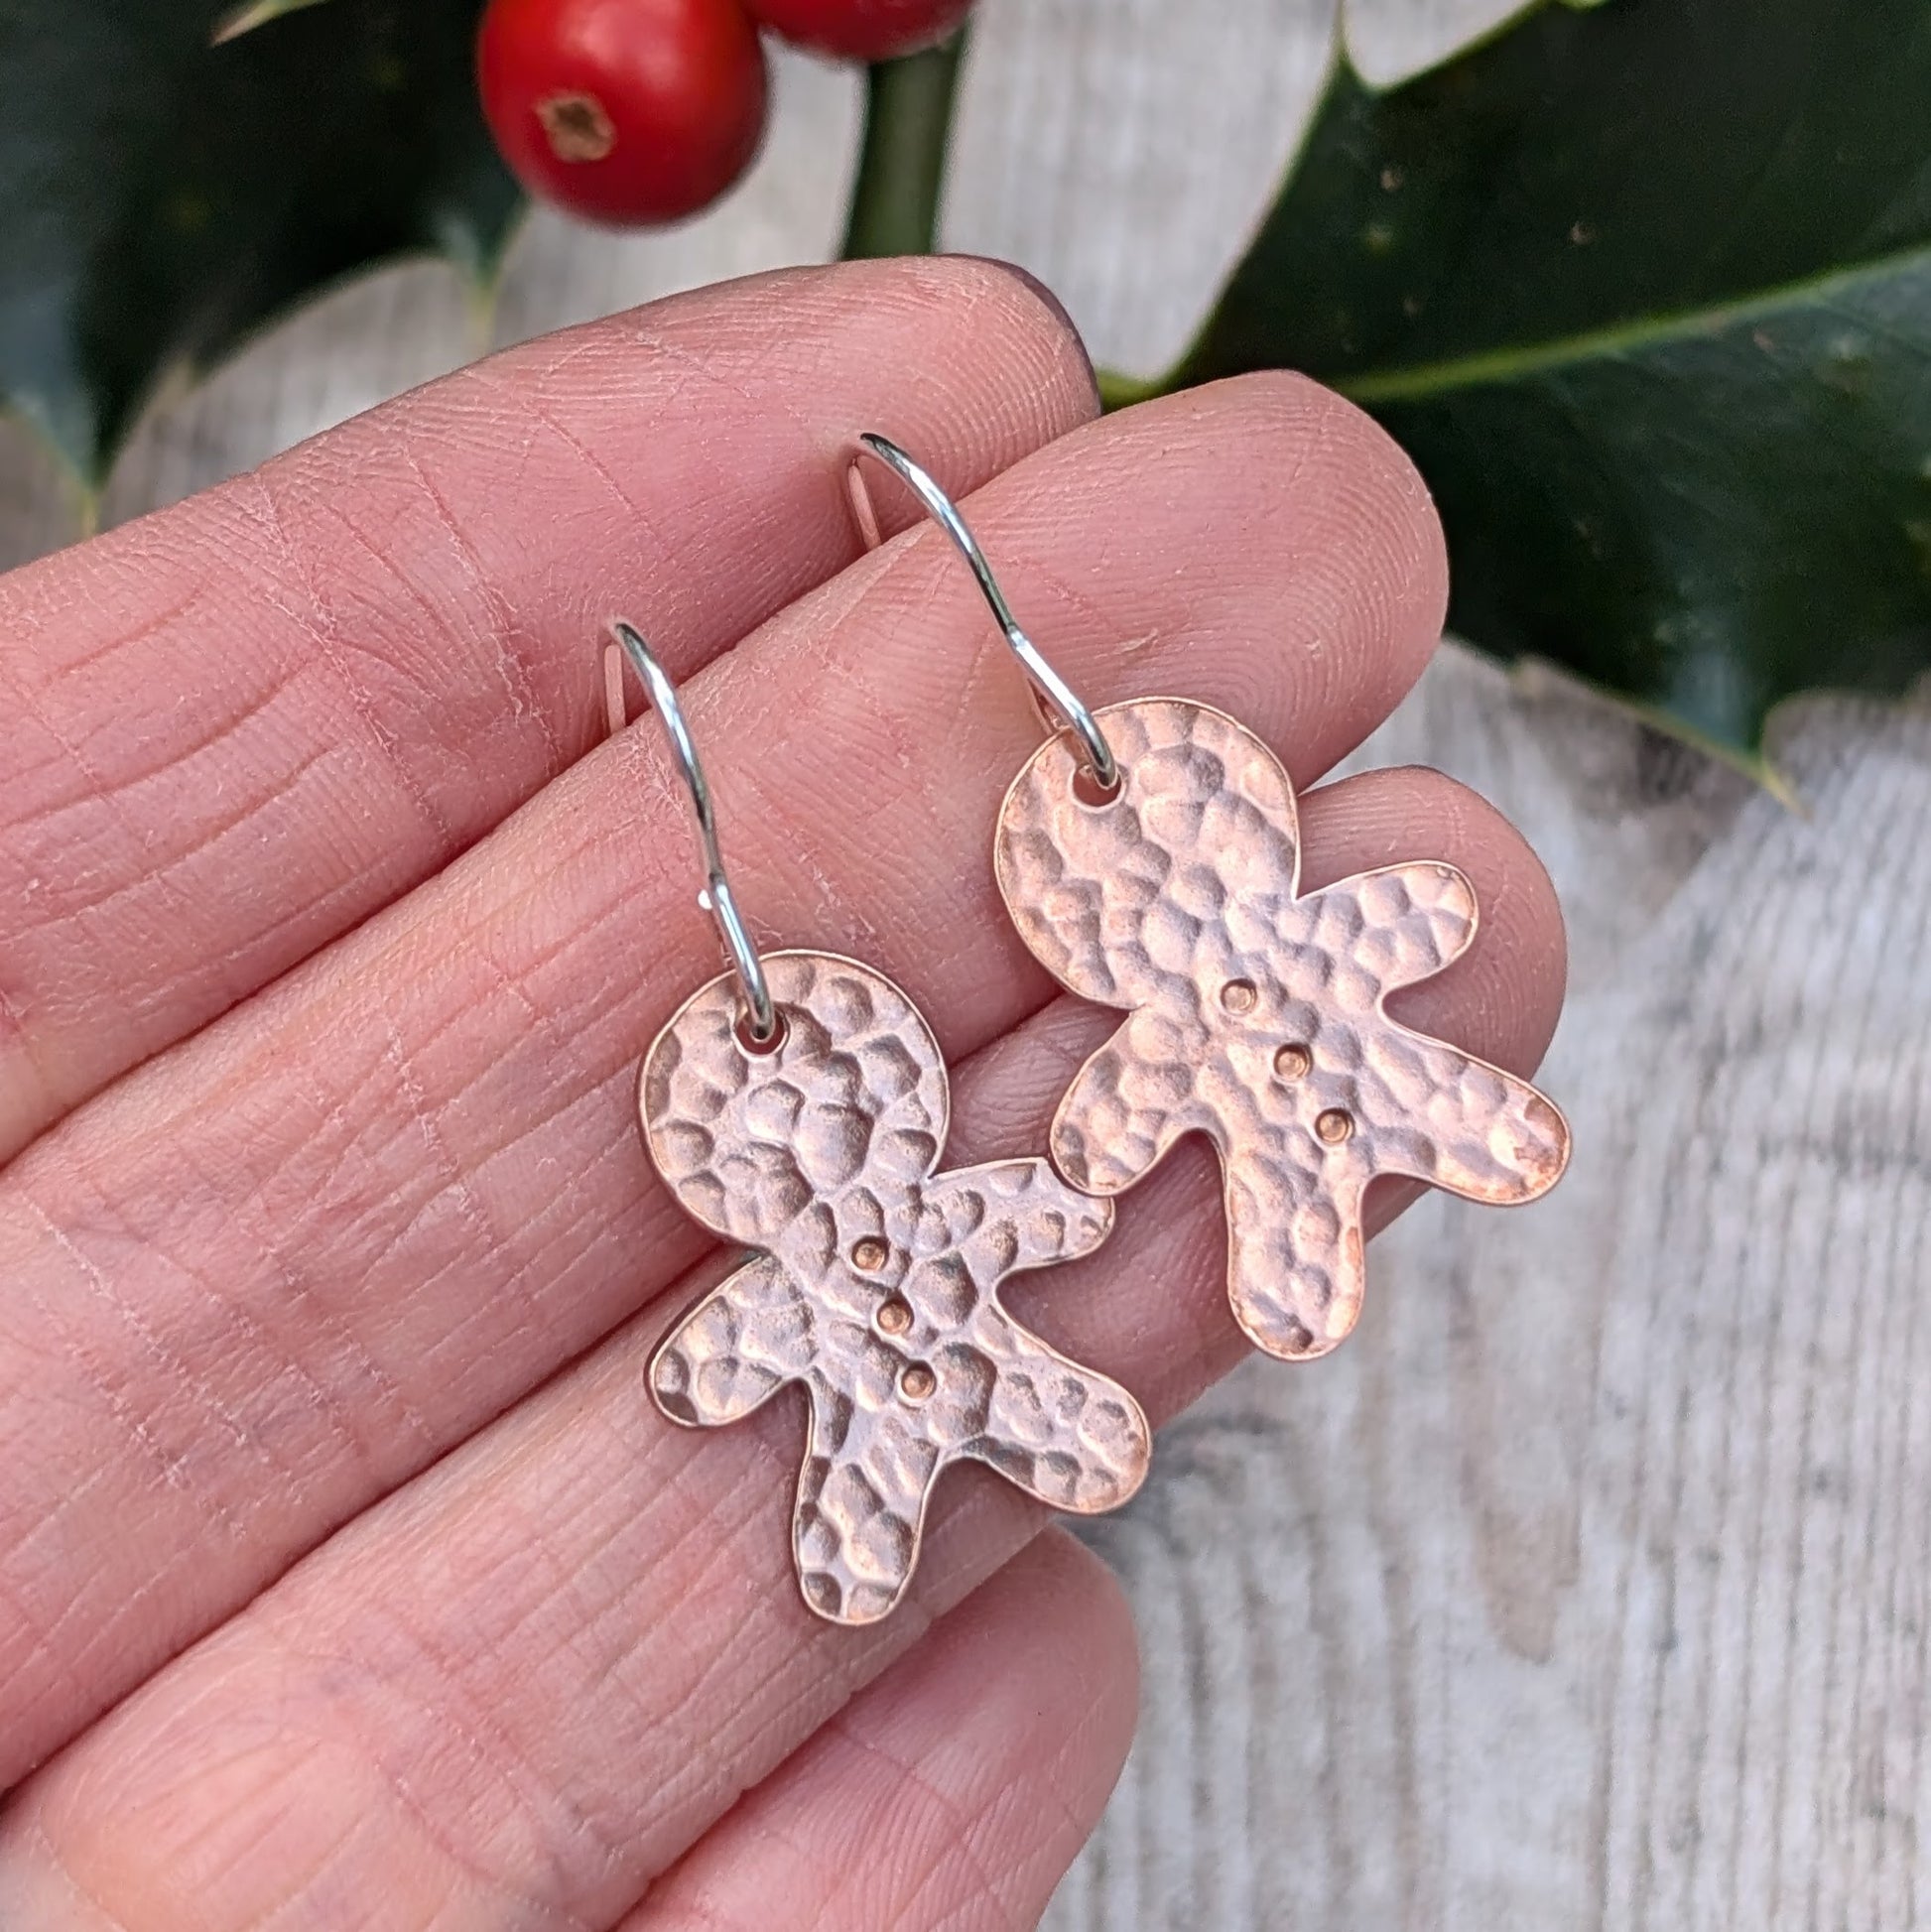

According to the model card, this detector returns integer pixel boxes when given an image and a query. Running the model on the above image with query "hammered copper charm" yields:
[995,697,1571,1361]
[645,950,1153,1625]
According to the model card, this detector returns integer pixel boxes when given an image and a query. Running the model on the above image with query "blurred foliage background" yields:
[2,0,1928,767]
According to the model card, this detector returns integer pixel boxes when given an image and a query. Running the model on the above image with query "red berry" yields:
[742,0,973,62]
[477,0,768,226]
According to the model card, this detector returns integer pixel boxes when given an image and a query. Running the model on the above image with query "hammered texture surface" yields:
[996,699,1570,1360]
[643,950,1152,1624]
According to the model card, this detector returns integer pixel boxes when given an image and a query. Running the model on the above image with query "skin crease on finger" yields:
[0,372,1459,1792]
[629,1531,1140,1932]
[0,254,1102,1165]
[0,768,1565,1931]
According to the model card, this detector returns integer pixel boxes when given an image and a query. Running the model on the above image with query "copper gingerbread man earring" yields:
[609,621,1152,1625]
[850,437,1571,1365]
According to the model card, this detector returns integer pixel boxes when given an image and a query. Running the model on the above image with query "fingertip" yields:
[831,251,1099,451]
[1157,369,1450,721]
[628,1528,1140,1932]
[1003,370,1451,781]
[941,254,1102,418]
[997,1529,1141,1751]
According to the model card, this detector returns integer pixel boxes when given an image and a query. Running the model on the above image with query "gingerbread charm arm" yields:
[1050,1007,1207,1197]
[1352,1027,1571,1205]
[650,1251,813,1427]
[1314,860,1479,992]
[926,1156,1115,1272]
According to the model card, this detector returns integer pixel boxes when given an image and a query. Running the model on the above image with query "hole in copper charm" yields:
[1315,1108,1354,1145]
[876,1296,914,1336]
[850,1236,889,1272]
[736,1010,788,1058]
[1274,1042,1312,1080]
[1071,764,1122,810]
[899,1361,937,1402]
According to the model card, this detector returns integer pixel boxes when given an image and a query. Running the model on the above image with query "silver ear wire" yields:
[605,620,778,1048]
[850,434,1119,795]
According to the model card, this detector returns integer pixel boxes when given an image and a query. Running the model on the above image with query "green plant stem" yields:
[840,30,968,260]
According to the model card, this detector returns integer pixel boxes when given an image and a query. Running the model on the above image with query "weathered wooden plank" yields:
[1051,659,1931,1931]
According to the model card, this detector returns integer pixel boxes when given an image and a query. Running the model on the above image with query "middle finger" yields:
[0,375,1449,1786]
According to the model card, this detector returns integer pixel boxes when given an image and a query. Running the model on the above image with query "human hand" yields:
[0,257,1564,1927]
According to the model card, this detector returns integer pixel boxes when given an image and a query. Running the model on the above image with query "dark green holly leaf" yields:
[0,0,518,484]
[1177,0,1931,755]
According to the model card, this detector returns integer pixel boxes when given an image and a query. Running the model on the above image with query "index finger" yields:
[0,255,1097,1162]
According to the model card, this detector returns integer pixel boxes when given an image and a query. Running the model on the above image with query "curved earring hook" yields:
[604,619,778,1047]
[851,433,1119,794]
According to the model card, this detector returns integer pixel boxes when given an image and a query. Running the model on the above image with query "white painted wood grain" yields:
[5,0,1926,1924]
[1048,654,1931,1931]
[945,0,1336,375]
[948,0,1533,374]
